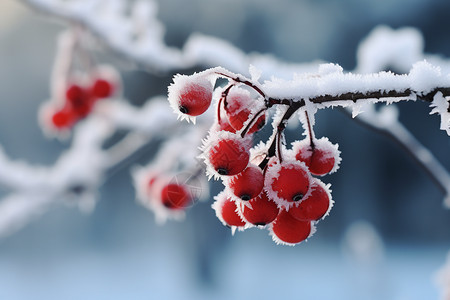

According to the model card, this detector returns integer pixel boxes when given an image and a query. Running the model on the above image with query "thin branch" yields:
[304,111,315,149]
[215,71,266,99]
[267,87,450,109]
[345,107,450,200]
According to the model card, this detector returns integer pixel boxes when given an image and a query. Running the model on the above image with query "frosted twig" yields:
[348,104,450,203]
[20,0,317,76]
[0,96,209,236]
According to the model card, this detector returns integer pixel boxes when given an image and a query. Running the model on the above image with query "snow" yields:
[430,92,450,135]
[356,26,424,74]
[248,64,262,82]
[409,61,447,95]
[224,87,254,117]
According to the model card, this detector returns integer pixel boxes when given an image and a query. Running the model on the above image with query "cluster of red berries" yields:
[209,137,338,245]
[168,69,341,245]
[41,66,119,132]
[52,78,114,129]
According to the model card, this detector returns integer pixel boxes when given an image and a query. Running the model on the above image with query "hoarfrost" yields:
[430,92,450,135]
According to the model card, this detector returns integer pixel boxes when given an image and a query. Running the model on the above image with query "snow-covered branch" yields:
[0,96,211,237]
[21,0,318,76]
[194,63,450,135]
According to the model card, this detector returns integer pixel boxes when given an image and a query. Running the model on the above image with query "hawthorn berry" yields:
[211,102,237,133]
[66,84,85,103]
[224,88,265,133]
[65,84,92,118]
[212,191,246,228]
[265,160,311,207]
[226,164,264,200]
[293,137,340,176]
[288,180,331,222]
[160,183,192,210]
[270,209,312,245]
[51,107,76,129]
[168,74,214,118]
[220,121,237,133]
[91,78,113,99]
[205,133,250,176]
[238,192,279,226]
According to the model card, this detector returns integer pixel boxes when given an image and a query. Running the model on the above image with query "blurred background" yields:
[0,0,450,299]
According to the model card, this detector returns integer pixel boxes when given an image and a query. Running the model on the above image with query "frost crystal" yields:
[430,92,450,135]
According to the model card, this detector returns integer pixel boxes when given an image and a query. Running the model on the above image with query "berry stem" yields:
[216,97,223,124]
[221,83,234,108]
[259,105,301,169]
[51,30,77,97]
[215,71,266,100]
[74,25,95,74]
[277,131,283,163]
[304,111,315,149]
[216,83,234,124]
[240,107,267,137]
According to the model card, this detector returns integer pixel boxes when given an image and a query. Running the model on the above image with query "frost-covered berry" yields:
[51,107,76,129]
[66,84,85,103]
[168,73,214,119]
[270,209,312,245]
[224,88,266,133]
[238,192,279,226]
[226,164,264,200]
[288,180,331,222]
[212,191,246,228]
[65,84,92,118]
[265,160,311,207]
[219,121,237,133]
[160,183,192,210]
[91,78,113,99]
[293,137,340,176]
[204,133,251,177]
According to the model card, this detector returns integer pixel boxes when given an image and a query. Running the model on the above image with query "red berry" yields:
[265,160,310,207]
[226,164,264,200]
[288,180,331,221]
[239,192,279,226]
[51,107,76,129]
[65,84,92,118]
[160,183,191,210]
[168,75,213,117]
[216,116,237,133]
[91,78,113,99]
[224,88,265,133]
[220,121,237,133]
[293,138,339,176]
[66,84,85,102]
[212,192,246,228]
[207,135,250,176]
[271,209,312,245]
